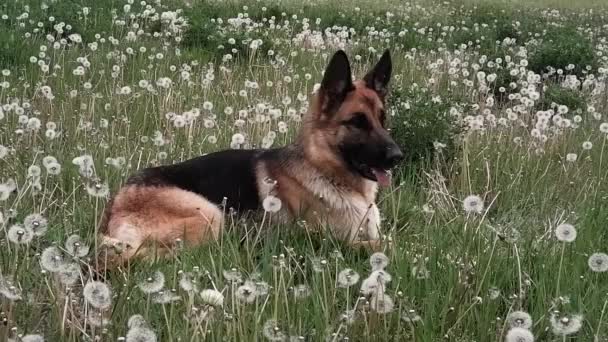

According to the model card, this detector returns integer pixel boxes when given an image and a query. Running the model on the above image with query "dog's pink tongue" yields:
[372,168,392,187]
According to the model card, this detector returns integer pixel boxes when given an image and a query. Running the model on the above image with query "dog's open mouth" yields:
[358,165,393,187]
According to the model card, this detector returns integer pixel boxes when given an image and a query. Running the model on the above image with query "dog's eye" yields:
[345,113,370,130]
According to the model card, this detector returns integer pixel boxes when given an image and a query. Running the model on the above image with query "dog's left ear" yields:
[320,50,355,114]
[364,49,392,100]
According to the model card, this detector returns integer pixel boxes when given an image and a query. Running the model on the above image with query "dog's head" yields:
[304,50,403,187]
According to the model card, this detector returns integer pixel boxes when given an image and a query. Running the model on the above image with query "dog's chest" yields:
[302,177,381,240]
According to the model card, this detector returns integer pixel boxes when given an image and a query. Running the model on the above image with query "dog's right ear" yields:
[319,50,354,115]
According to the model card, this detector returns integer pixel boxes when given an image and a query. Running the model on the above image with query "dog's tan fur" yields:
[98,186,222,266]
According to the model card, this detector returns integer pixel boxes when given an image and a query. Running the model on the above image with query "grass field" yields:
[1,0,608,341]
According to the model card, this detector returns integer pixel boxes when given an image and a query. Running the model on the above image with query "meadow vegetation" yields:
[1,0,608,341]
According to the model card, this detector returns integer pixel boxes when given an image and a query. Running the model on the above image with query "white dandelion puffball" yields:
[83,280,112,309]
[222,268,242,282]
[588,253,608,272]
[40,246,65,272]
[555,223,577,242]
[369,269,392,285]
[262,319,286,342]
[21,335,45,342]
[7,224,34,244]
[138,271,165,294]
[582,141,592,150]
[178,272,197,292]
[126,326,157,342]
[128,314,149,329]
[369,252,389,271]
[360,276,382,296]
[236,282,257,304]
[57,263,81,286]
[506,311,533,329]
[550,313,583,335]
[65,234,90,257]
[151,290,180,304]
[262,195,282,213]
[24,213,48,236]
[505,327,534,342]
[293,284,312,299]
[200,289,224,306]
[370,294,395,314]
[565,153,577,162]
[463,195,484,214]
[337,268,360,288]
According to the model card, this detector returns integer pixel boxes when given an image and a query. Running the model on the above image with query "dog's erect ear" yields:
[364,49,392,99]
[320,50,354,114]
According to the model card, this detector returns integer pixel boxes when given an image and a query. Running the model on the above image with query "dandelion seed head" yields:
[262,195,282,213]
[222,268,242,282]
[27,165,42,178]
[20,335,45,342]
[340,309,357,325]
[87,310,110,327]
[152,290,180,304]
[262,319,286,342]
[550,313,583,335]
[293,284,312,299]
[200,289,224,306]
[7,224,34,244]
[58,263,81,286]
[370,294,394,314]
[42,156,57,167]
[126,327,157,342]
[412,264,430,279]
[178,272,197,292]
[236,281,257,304]
[488,287,501,300]
[253,281,270,297]
[588,253,608,272]
[128,315,148,329]
[138,271,165,294]
[566,153,577,162]
[86,182,109,198]
[505,327,534,342]
[24,213,48,236]
[65,234,90,257]
[463,195,484,214]
[0,275,22,301]
[360,276,382,296]
[369,269,392,284]
[40,246,65,272]
[506,311,533,329]
[369,252,389,270]
[582,141,592,150]
[555,223,577,242]
[45,162,62,175]
[337,268,360,288]
[83,280,112,309]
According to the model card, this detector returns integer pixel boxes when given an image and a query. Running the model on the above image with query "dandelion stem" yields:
[556,242,566,298]
[595,297,608,340]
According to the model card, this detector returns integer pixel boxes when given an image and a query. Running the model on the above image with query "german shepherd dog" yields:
[97,50,403,267]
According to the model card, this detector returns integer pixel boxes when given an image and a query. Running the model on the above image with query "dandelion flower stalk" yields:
[555,242,566,298]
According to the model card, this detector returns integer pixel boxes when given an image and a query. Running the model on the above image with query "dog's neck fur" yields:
[269,106,378,209]
[263,143,377,210]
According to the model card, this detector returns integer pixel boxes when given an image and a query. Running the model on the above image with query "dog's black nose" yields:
[386,146,404,167]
